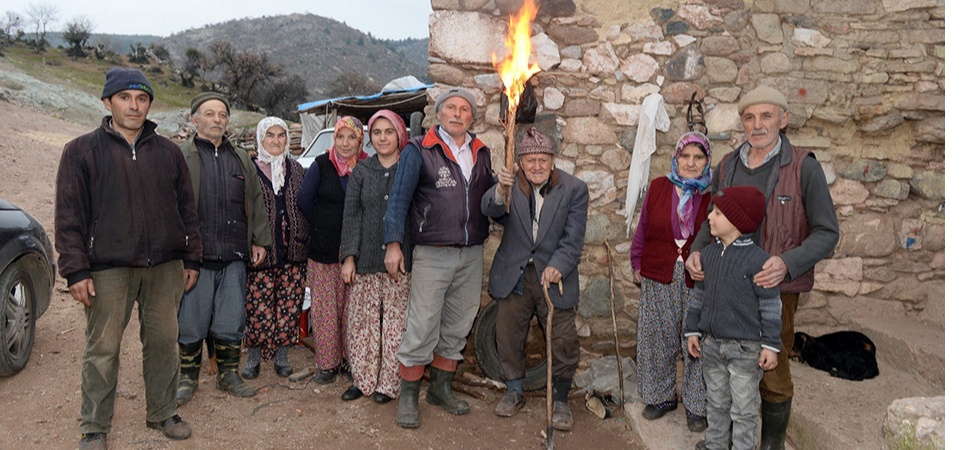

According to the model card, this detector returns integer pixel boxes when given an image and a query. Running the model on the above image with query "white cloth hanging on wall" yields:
[622,93,671,232]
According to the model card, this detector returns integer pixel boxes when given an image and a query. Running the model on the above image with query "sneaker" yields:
[494,390,526,417]
[146,414,192,440]
[642,399,678,420]
[552,401,573,431]
[79,432,107,450]
[312,368,337,385]
[686,410,708,432]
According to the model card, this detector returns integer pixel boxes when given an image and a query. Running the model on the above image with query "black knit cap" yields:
[712,185,767,235]
[101,67,154,101]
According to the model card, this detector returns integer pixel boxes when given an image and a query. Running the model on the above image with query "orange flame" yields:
[491,0,541,113]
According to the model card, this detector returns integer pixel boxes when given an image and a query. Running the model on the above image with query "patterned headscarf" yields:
[667,131,713,238]
[367,109,409,152]
[256,116,290,195]
[329,115,367,177]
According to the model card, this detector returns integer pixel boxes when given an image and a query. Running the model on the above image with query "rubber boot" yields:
[396,378,422,428]
[214,338,258,398]
[426,367,469,415]
[397,364,424,428]
[759,399,792,450]
[273,346,293,377]
[241,347,260,379]
[176,341,203,406]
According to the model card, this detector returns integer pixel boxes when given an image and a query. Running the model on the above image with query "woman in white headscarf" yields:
[241,117,310,379]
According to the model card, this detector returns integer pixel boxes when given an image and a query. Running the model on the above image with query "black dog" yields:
[792,331,879,381]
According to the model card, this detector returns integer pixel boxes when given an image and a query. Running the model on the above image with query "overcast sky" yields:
[4,0,432,40]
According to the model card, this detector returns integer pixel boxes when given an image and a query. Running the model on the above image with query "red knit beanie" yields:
[712,186,767,235]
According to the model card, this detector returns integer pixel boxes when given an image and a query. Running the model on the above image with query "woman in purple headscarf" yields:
[630,131,713,432]
[336,109,412,403]
[298,116,369,384]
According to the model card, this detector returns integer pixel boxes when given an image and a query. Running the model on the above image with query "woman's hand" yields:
[341,256,356,284]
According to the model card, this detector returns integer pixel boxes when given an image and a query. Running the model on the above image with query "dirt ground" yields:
[0,93,645,449]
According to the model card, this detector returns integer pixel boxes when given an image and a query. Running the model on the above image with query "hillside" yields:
[158,13,430,99]
[46,33,163,56]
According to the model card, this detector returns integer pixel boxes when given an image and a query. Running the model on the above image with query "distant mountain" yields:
[158,13,430,100]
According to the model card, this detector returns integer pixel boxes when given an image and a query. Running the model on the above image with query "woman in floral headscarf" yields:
[336,109,412,403]
[298,116,368,384]
[241,117,310,379]
[630,131,713,432]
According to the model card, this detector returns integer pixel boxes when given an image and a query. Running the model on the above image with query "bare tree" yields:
[327,71,380,98]
[257,74,308,120]
[180,46,205,87]
[1,11,23,43]
[92,36,118,61]
[62,15,93,58]
[128,42,148,63]
[149,43,170,63]
[24,2,58,52]
[205,40,283,110]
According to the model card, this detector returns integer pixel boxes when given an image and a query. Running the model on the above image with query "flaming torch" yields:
[492,0,541,213]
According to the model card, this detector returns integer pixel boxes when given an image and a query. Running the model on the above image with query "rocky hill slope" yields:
[159,13,430,98]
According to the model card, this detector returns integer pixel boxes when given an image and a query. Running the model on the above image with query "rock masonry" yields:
[425,0,945,353]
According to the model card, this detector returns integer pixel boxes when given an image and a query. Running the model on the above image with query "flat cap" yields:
[738,86,789,114]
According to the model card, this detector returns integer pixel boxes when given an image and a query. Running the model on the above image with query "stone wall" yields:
[426,0,945,353]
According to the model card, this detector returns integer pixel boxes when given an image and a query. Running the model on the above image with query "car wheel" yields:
[472,299,548,391]
[0,261,37,377]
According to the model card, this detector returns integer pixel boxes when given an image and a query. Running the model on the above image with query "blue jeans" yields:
[702,337,764,450]
[178,261,247,343]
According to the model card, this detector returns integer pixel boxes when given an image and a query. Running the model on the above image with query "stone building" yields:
[425,0,944,447]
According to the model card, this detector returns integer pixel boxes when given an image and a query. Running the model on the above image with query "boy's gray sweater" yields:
[684,236,783,351]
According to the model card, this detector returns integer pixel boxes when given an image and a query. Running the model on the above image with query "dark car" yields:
[0,199,55,376]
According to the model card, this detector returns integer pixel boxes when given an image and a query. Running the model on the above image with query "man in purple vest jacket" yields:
[383,87,494,429]
[685,86,839,450]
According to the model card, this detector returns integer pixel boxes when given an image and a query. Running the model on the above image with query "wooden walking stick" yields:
[604,240,625,408]
[542,279,563,450]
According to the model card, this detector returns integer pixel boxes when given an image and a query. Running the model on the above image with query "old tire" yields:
[473,299,548,391]
[0,261,38,377]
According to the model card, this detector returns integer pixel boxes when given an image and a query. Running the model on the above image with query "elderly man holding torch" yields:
[482,126,589,431]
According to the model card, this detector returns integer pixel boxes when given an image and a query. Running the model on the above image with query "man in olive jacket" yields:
[176,92,272,406]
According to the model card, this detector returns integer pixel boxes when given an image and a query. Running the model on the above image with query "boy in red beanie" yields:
[684,185,782,450]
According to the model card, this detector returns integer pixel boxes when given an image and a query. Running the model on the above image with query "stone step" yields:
[625,357,941,450]
[626,317,945,450]
[788,318,944,450]
[847,316,945,390]
[789,356,942,450]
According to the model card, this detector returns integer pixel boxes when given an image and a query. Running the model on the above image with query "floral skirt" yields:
[635,260,706,416]
[307,260,349,370]
[345,272,411,397]
[244,263,306,361]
